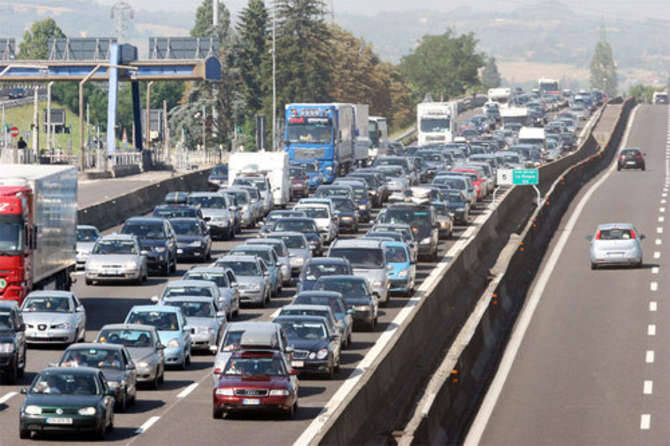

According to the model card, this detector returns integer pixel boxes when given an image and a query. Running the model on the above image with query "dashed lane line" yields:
[646,350,655,364]
[135,416,161,435]
[650,301,658,312]
[648,324,656,336]
[643,380,653,395]
[641,414,651,431]
[0,391,17,405]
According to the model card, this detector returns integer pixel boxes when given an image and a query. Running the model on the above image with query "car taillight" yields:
[595,230,601,240]
[213,368,222,375]
[618,155,624,159]
[630,230,637,239]
[636,155,643,159]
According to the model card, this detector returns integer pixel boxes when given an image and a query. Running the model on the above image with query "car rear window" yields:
[597,228,635,240]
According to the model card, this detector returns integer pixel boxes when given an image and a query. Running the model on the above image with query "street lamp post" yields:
[272,0,277,151]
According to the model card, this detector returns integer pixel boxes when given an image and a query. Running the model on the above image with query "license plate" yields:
[291,361,304,368]
[177,249,184,254]
[46,417,73,425]
[626,161,636,165]
[242,398,260,406]
[104,269,121,275]
[37,331,49,337]
[608,252,624,256]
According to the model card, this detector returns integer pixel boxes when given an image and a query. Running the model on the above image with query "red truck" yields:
[0,165,77,305]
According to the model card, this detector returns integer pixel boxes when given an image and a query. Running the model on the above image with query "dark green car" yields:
[19,367,115,440]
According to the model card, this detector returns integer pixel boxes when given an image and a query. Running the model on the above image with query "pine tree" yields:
[590,25,617,97]
[482,56,502,88]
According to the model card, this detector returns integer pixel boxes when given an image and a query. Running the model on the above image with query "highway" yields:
[0,182,497,445]
[78,171,178,208]
[470,104,669,444]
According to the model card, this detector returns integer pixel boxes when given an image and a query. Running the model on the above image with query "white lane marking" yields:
[652,266,659,274]
[135,416,161,434]
[663,194,668,198]
[650,301,658,312]
[0,391,17,405]
[659,216,665,222]
[660,207,666,213]
[648,324,656,336]
[655,239,662,245]
[654,251,661,259]
[270,308,281,319]
[646,350,655,364]
[177,382,199,399]
[650,282,658,291]
[641,414,651,430]
[644,380,654,395]
[464,104,642,446]
[657,227,663,234]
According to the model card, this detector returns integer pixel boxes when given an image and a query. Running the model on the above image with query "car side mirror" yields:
[18,323,25,332]
[126,362,136,370]
[285,346,294,354]
[386,264,393,271]
[640,234,646,240]
[150,296,159,303]
[263,272,270,278]
[585,235,593,242]
[204,217,212,222]
[347,309,354,315]
[76,305,85,313]
[231,283,239,289]
[20,387,27,395]
[157,343,166,350]
[188,326,195,335]
[216,311,226,319]
[105,389,116,397]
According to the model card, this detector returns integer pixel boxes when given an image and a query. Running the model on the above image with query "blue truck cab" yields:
[284,103,355,183]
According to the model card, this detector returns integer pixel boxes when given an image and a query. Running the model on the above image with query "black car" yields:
[440,188,470,224]
[313,275,379,330]
[163,192,189,205]
[376,203,439,260]
[19,367,115,440]
[617,147,645,171]
[271,217,323,256]
[208,164,228,190]
[0,302,26,384]
[169,217,212,261]
[297,257,353,292]
[329,196,359,233]
[121,217,177,275]
[152,204,204,221]
[259,210,306,236]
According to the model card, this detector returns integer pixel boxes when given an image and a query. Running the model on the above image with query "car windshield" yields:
[61,348,122,370]
[329,248,384,268]
[386,246,408,263]
[221,330,244,351]
[277,320,328,341]
[316,279,368,298]
[434,177,466,189]
[30,372,101,396]
[317,188,350,198]
[0,220,23,252]
[303,263,349,280]
[597,228,635,240]
[92,240,137,255]
[165,301,215,318]
[0,312,13,330]
[126,311,179,331]
[185,272,227,287]
[98,329,153,348]
[274,220,317,233]
[294,296,344,313]
[23,296,71,313]
[275,235,306,249]
[299,207,328,219]
[290,167,305,177]
[224,356,286,376]
[77,228,99,242]
[154,208,197,219]
[188,195,226,209]
[164,286,213,298]
[420,117,450,132]
[333,198,356,212]
[237,178,268,191]
[219,261,260,276]
[171,220,202,236]
[287,118,333,144]
[378,208,431,229]
[122,223,165,240]
[227,191,249,205]
[232,249,273,265]
[211,165,228,176]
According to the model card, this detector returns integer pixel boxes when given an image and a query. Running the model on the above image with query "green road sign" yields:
[512,169,539,185]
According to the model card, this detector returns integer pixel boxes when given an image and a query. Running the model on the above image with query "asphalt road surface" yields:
[78,171,178,208]
[474,104,670,445]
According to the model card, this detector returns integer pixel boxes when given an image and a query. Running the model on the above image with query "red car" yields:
[212,350,299,418]
[451,168,486,200]
[289,166,310,200]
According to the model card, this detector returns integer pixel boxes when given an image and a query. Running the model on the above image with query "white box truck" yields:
[417,102,458,146]
[228,151,290,207]
[353,104,371,166]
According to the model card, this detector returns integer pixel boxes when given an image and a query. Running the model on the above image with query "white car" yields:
[294,203,338,244]
[21,291,87,344]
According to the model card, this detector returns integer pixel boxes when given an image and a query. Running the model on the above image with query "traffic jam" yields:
[0,86,592,440]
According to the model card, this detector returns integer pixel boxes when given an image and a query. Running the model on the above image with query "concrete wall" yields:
[313,103,621,445]
[77,167,212,231]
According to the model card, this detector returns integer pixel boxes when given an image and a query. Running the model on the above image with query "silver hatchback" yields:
[588,223,645,269]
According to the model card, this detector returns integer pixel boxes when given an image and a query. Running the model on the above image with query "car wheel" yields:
[95,420,106,440]
[369,317,377,331]
[326,364,335,379]
[591,262,598,270]
[346,333,352,349]
[212,406,224,419]
[285,401,297,419]
[117,391,127,412]
[18,353,25,378]
[170,256,177,273]
[19,428,30,439]
[161,261,170,277]
[5,357,17,384]
[158,368,165,384]
[642,165,646,171]
[152,371,161,390]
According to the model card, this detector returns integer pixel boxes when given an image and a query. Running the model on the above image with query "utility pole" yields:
[86,103,90,149]
[272,0,277,151]
[47,81,53,152]
[202,105,207,151]
[32,86,39,162]
[163,100,168,164]
[145,81,154,151]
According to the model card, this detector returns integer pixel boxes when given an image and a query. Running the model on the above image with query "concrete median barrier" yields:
[310,103,625,445]
[77,167,212,231]
[397,98,636,445]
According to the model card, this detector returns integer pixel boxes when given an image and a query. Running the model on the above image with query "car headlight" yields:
[125,261,138,269]
[167,338,180,348]
[269,389,290,396]
[372,281,383,288]
[295,257,305,265]
[0,342,14,353]
[398,269,409,278]
[316,349,329,360]
[358,204,367,210]
[247,284,261,291]
[78,406,97,416]
[420,237,432,244]
[189,241,202,247]
[456,207,465,212]
[440,221,450,227]
[52,322,73,330]
[215,388,234,396]
[354,305,371,311]
[154,247,167,253]
[24,405,42,415]
[137,361,150,368]
[107,380,120,389]
[325,165,334,172]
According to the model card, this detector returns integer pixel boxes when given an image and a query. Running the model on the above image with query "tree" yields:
[590,26,617,97]
[481,56,502,88]
[628,84,661,104]
[400,29,484,101]
[18,18,65,59]
[235,0,269,126]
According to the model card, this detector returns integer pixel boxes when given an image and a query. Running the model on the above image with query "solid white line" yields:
[646,350,655,364]
[650,282,658,291]
[177,382,199,398]
[640,414,651,430]
[648,324,656,336]
[0,391,17,405]
[464,104,642,446]
[643,380,653,395]
[651,266,659,274]
[135,416,161,434]
[650,301,658,312]
[654,251,661,259]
